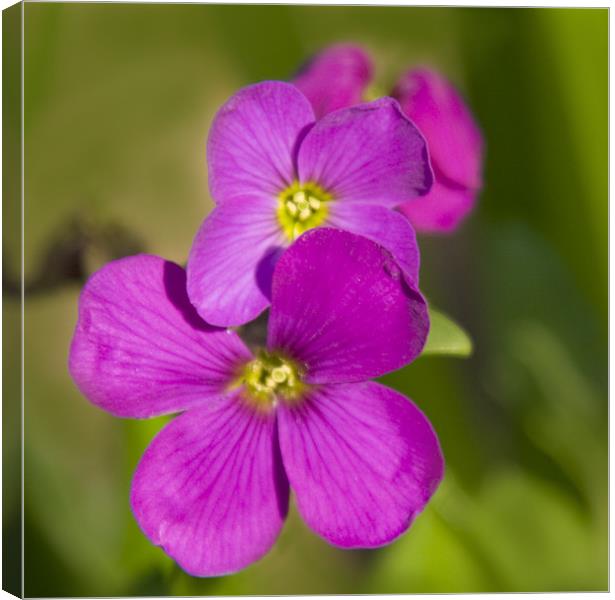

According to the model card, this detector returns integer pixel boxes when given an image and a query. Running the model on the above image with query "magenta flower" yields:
[69,228,443,577]
[293,44,484,233]
[187,80,432,327]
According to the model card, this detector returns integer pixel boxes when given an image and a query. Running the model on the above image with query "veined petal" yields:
[297,97,432,207]
[393,68,483,190]
[207,81,315,203]
[327,202,420,284]
[131,396,289,576]
[278,382,444,548]
[398,178,477,234]
[187,196,286,327]
[267,228,429,384]
[293,44,373,118]
[69,255,251,418]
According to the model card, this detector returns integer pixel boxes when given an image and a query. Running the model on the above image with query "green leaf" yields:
[422,308,473,358]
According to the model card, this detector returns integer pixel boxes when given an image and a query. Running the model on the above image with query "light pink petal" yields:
[267,228,429,384]
[131,396,289,576]
[327,202,420,283]
[393,68,483,190]
[297,98,432,206]
[293,44,373,118]
[398,178,477,234]
[187,195,286,327]
[68,255,251,418]
[278,381,444,548]
[207,81,315,204]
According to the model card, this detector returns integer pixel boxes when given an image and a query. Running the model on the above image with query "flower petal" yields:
[131,396,289,576]
[267,228,429,384]
[292,44,373,118]
[278,381,444,548]
[69,255,251,418]
[393,68,483,190]
[327,202,420,284]
[398,179,477,234]
[297,98,432,206]
[187,196,286,327]
[207,81,315,204]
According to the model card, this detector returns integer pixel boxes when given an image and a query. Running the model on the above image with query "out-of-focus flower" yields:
[293,44,484,233]
[188,80,432,327]
[68,228,442,577]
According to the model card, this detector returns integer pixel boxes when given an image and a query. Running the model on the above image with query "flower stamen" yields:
[277,181,332,240]
[231,350,307,411]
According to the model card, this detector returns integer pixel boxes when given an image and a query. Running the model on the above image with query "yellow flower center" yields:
[232,350,307,411]
[277,181,332,241]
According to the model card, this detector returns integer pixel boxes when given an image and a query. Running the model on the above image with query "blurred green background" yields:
[5,4,607,595]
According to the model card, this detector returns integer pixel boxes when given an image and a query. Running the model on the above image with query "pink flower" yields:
[187,81,433,327]
[294,44,484,233]
[68,228,443,577]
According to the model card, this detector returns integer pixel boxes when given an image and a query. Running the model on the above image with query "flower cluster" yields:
[69,44,482,577]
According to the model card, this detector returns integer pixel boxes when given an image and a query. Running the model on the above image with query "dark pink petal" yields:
[398,179,477,234]
[327,202,420,284]
[297,98,432,206]
[187,195,286,327]
[278,382,444,548]
[393,68,483,190]
[69,255,251,418]
[207,81,315,203]
[292,44,373,118]
[131,396,288,576]
[267,228,429,384]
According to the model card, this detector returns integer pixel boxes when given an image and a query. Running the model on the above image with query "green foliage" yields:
[422,307,473,357]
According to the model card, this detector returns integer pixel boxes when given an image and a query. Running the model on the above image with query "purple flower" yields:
[293,44,484,233]
[187,80,432,327]
[69,228,443,577]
